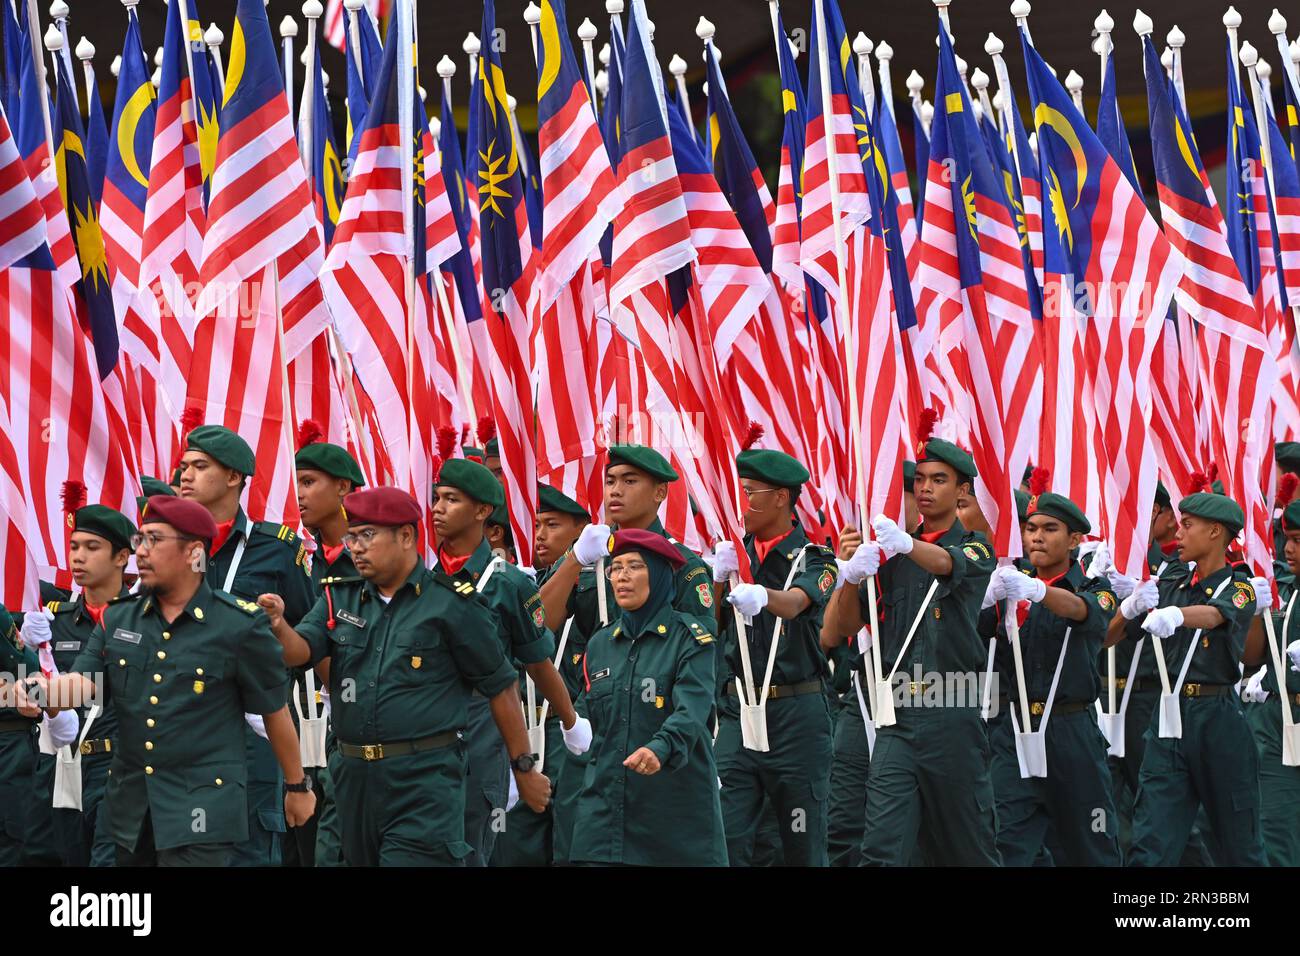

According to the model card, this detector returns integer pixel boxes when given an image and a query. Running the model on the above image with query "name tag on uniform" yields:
[589,667,610,682]
[337,610,366,628]
[54,641,81,652]
[111,629,142,645]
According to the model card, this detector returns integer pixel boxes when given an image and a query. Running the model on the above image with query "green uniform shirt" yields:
[718,524,836,715]
[70,584,290,850]
[1124,563,1255,686]
[294,562,517,743]
[995,563,1116,706]
[571,607,725,866]
[206,507,315,626]
[308,537,357,588]
[858,519,996,678]
[45,591,131,742]
[445,539,554,668]
[1264,592,1300,697]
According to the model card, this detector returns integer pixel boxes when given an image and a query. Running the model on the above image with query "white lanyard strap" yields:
[537,617,575,726]
[755,546,812,706]
[1115,638,1144,718]
[1035,628,1073,730]
[884,580,941,683]
[475,556,503,594]
[221,517,254,593]
[1165,578,1233,696]
[1266,593,1297,731]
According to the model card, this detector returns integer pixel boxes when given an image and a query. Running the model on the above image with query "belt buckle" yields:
[362,744,383,761]
[908,681,924,696]
[1114,677,1127,690]
[1030,702,1046,716]
[1183,683,1200,698]
[766,685,781,700]
[79,740,93,756]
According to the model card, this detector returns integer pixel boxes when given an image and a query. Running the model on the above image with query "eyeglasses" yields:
[605,561,649,579]
[342,528,388,551]
[740,487,779,502]
[131,532,193,551]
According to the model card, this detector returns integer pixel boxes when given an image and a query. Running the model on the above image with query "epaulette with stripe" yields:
[319,576,364,586]
[255,520,301,548]
[433,570,478,598]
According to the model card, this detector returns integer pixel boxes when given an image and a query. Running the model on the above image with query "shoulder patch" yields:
[961,541,992,561]
[817,568,836,593]
[1232,581,1254,608]
[1097,591,1116,612]
[695,581,714,609]
[684,564,709,582]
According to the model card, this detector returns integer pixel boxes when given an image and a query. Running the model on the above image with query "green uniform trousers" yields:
[860,706,1000,866]
[827,701,871,867]
[227,727,285,867]
[52,752,115,867]
[989,708,1121,866]
[463,695,508,866]
[716,693,833,867]
[115,811,234,867]
[491,716,565,867]
[313,753,345,867]
[1245,699,1300,866]
[331,743,473,866]
[24,751,61,865]
[0,726,37,866]
[1129,694,1266,867]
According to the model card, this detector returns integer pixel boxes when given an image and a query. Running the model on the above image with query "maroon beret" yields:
[610,528,686,570]
[139,495,218,546]
[344,487,423,528]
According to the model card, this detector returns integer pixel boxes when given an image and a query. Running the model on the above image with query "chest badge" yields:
[410,656,422,670]
[337,609,366,628]
[193,680,205,694]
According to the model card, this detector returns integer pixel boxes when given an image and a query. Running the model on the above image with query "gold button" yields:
[194,608,204,620]
[157,651,166,660]
[145,741,153,751]
[153,673,161,683]
[215,778,223,786]
[162,631,170,640]
[149,696,158,705]
[146,719,155,728]
[145,766,153,775]
[118,658,126,666]
[196,668,204,676]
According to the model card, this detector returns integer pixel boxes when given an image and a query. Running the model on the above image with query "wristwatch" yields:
[284,774,313,794]
[509,753,537,774]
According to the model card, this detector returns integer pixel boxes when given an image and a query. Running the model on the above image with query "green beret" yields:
[1283,500,1300,533]
[1179,492,1244,537]
[485,438,500,459]
[1027,492,1090,534]
[1211,479,1224,495]
[487,503,510,529]
[296,442,365,487]
[736,449,809,489]
[904,460,916,493]
[1278,442,1300,470]
[1014,489,1030,523]
[919,438,977,480]
[73,505,136,551]
[170,465,183,487]
[1154,481,1170,509]
[607,444,678,482]
[186,425,256,477]
[462,445,484,462]
[436,458,505,507]
[538,484,589,519]
[141,476,175,498]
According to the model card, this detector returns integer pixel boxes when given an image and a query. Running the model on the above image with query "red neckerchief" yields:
[1159,540,1179,556]
[82,601,107,628]
[211,518,236,556]
[1016,565,1072,628]
[754,529,793,565]
[917,525,949,544]
[321,541,346,567]
[438,547,472,577]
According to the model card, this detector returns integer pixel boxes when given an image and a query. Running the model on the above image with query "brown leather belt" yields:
[1013,699,1091,717]
[1181,682,1231,698]
[79,738,112,756]
[339,730,461,761]
[728,679,823,701]
[0,718,32,734]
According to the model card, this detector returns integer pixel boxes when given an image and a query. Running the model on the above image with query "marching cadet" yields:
[0,607,40,866]
[35,504,136,866]
[493,484,593,866]
[984,493,1121,866]
[294,436,367,868]
[570,529,727,866]
[1110,492,1267,866]
[824,461,918,866]
[823,438,1000,866]
[18,496,315,867]
[178,424,315,866]
[430,460,588,866]
[711,448,837,866]
[485,503,517,564]
[1239,496,1300,866]
[260,487,550,865]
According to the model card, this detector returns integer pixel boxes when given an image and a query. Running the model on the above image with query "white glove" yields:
[1241,667,1270,704]
[506,770,520,812]
[712,541,739,583]
[1288,639,1300,674]
[1141,606,1184,639]
[871,514,913,558]
[981,574,1007,610]
[20,607,54,649]
[997,566,1047,603]
[562,715,593,756]
[1250,576,1273,616]
[43,709,79,748]
[841,542,882,585]
[727,583,769,618]
[1087,541,1112,577]
[1120,579,1160,620]
[572,523,612,566]
[244,713,268,739]
[319,687,331,720]
[1106,571,1138,601]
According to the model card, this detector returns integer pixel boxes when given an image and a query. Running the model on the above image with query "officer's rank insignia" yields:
[410,656,422,670]
[193,680,205,694]
[337,609,366,628]
[696,583,713,608]
[1097,592,1116,612]
[235,598,260,614]
[818,569,835,593]
[532,606,545,629]
[654,696,664,709]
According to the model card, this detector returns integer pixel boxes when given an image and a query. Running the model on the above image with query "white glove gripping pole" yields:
[876,580,941,727]
[1157,578,1232,738]
[1008,629,1071,778]
[1263,592,1300,765]
[595,556,610,627]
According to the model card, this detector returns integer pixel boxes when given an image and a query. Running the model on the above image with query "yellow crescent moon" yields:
[116,82,153,189]
[223,18,246,109]
[488,63,519,179]
[323,139,343,224]
[537,0,562,103]
[1033,103,1087,208]
[1173,114,1200,181]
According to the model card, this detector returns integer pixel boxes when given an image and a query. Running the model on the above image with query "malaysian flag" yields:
[82,48,108,208]
[323,0,385,55]
[1023,33,1178,578]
